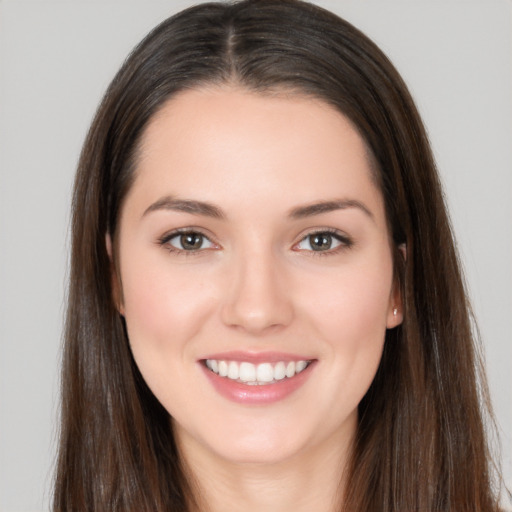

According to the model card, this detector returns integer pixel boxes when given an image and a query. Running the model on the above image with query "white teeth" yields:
[256,363,274,383]
[218,360,228,377]
[239,362,256,382]
[228,361,239,380]
[274,361,286,380]
[205,358,310,384]
[296,360,307,373]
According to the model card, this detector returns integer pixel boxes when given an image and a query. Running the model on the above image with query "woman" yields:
[53,1,503,510]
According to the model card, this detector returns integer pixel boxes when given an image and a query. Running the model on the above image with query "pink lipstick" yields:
[199,352,315,405]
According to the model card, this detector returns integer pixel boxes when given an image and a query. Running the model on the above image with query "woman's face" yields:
[113,87,402,467]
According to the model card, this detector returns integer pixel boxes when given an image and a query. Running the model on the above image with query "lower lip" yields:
[200,362,315,405]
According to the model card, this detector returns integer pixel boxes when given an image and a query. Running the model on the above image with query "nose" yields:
[220,248,294,335]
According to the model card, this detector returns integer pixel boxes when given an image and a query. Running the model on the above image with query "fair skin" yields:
[111,86,403,512]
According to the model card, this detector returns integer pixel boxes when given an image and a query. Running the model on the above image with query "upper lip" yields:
[200,351,315,364]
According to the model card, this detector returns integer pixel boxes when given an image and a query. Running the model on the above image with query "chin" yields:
[174,413,312,466]
[216,436,307,466]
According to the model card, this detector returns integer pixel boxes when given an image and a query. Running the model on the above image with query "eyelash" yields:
[294,228,353,257]
[157,228,217,255]
[157,228,354,256]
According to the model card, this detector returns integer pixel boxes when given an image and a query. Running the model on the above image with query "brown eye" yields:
[309,233,334,251]
[295,231,352,253]
[180,233,203,250]
[165,231,214,252]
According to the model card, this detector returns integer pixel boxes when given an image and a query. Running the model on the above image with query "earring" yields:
[393,308,398,316]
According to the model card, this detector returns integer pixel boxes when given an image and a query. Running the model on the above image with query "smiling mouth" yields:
[204,359,312,385]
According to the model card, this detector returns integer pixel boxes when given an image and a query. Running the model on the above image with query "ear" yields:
[106,233,125,315]
[386,243,406,329]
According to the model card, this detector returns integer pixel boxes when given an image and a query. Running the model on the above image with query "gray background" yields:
[0,1,510,510]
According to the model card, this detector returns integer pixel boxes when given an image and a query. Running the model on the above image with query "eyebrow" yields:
[142,196,373,222]
[142,196,226,219]
[288,199,374,221]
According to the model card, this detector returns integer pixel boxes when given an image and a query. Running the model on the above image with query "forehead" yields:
[126,86,385,225]
[139,86,373,168]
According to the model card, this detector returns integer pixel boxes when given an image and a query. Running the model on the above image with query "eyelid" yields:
[157,227,220,253]
[156,226,353,255]
[292,228,353,254]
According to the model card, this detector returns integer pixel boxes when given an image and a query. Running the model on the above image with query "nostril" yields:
[221,290,294,333]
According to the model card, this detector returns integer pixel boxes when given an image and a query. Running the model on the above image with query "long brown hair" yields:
[53,1,502,510]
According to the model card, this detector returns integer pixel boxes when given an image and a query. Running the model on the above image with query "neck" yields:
[176,423,354,512]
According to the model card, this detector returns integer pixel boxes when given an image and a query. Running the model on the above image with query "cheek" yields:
[301,257,392,390]
[119,253,216,365]
[119,256,221,415]
[307,258,393,334]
